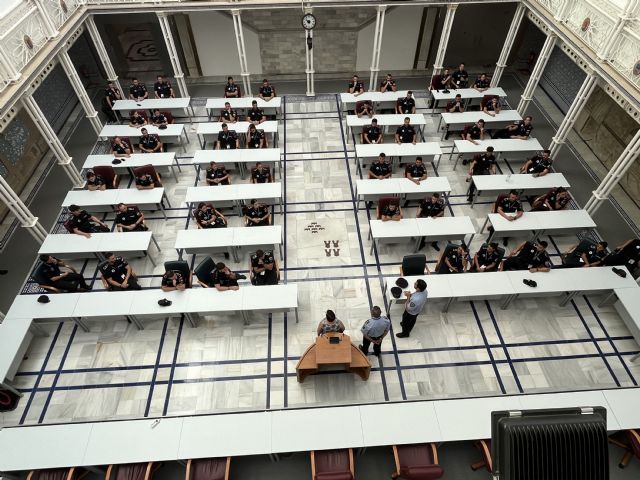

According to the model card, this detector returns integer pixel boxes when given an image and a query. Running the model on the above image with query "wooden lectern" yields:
[295,333,371,382]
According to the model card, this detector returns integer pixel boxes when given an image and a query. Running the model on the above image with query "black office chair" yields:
[164,260,193,288]
[194,256,215,288]
[400,254,428,276]
[562,239,598,268]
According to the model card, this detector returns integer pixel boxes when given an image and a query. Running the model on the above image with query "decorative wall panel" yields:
[539,45,587,114]
[32,63,78,134]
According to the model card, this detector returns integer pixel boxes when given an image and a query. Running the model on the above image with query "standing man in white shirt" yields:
[396,279,428,338]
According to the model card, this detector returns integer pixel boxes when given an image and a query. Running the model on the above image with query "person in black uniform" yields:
[251,162,272,183]
[531,187,571,211]
[161,270,186,292]
[493,116,533,139]
[251,249,279,285]
[258,79,276,101]
[247,124,266,148]
[380,202,402,222]
[396,91,416,115]
[39,254,91,292]
[466,146,496,201]
[562,241,608,268]
[362,119,382,144]
[103,81,122,122]
[380,73,398,92]
[520,150,552,176]
[469,243,501,272]
[501,241,551,272]
[482,97,501,116]
[219,102,238,123]
[67,204,109,238]
[348,74,365,95]
[86,170,107,191]
[603,239,640,272]
[135,171,156,190]
[368,153,392,180]
[100,253,141,290]
[211,262,245,291]
[111,137,132,157]
[417,193,445,251]
[115,203,147,232]
[216,124,239,150]
[154,75,174,98]
[395,117,417,144]
[224,76,241,98]
[494,190,524,246]
[432,67,452,90]
[129,78,148,101]
[139,128,162,153]
[451,63,469,88]
[205,161,230,186]
[195,202,227,229]
[446,94,465,113]
[247,100,266,125]
[461,119,486,144]
[355,100,374,118]
[473,73,490,92]
[405,157,427,184]
[438,244,468,274]
[245,199,271,226]
[129,110,146,128]
[151,109,168,127]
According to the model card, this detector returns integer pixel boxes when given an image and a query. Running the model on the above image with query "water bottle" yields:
[506,173,512,183]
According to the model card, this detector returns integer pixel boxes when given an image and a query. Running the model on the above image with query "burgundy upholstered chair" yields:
[132,164,162,188]
[391,443,444,480]
[310,448,354,480]
[470,439,493,473]
[93,165,120,189]
[105,462,159,480]
[27,468,88,480]
[610,429,640,468]
[185,457,231,480]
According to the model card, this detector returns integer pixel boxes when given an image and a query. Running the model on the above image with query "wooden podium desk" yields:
[296,333,371,382]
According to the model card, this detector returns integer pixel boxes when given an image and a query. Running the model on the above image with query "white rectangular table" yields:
[205,97,281,117]
[603,389,640,429]
[185,183,283,215]
[469,173,570,206]
[439,110,522,139]
[355,177,451,204]
[196,121,279,148]
[191,148,281,178]
[354,142,442,171]
[112,97,191,112]
[485,210,596,243]
[0,317,40,395]
[340,90,409,110]
[99,124,188,152]
[82,152,180,181]
[431,87,507,112]
[61,188,168,218]
[346,114,426,142]
[448,138,544,169]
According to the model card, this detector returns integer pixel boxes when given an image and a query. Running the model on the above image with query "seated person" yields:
[247,124,266,149]
[432,67,452,90]
[362,119,383,144]
[466,146,496,201]
[438,244,469,274]
[520,150,552,176]
[317,309,346,335]
[219,102,238,123]
[195,202,227,229]
[205,161,230,186]
[154,75,174,98]
[469,243,501,272]
[135,171,156,190]
[224,76,241,98]
[39,254,91,292]
[115,203,147,232]
[250,249,279,286]
[128,78,148,101]
[603,239,640,271]
[380,202,402,222]
[473,73,490,92]
[531,187,571,211]
[501,240,551,272]
[258,79,276,101]
[139,128,162,153]
[251,162,272,183]
[100,253,141,290]
[161,269,187,292]
[380,73,398,92]
[348,74,365,96]
[494,190,524,246]
[67,204,109,238]
[368,153,392,180]
[245,199,271,226]
[247,100,266,125]
[355,100,374,118]
[128,110,146,128]
[417,193,445,250]
[563,241,608,268]
[446,94,465,113]
[151,109,168,127]
[216,123,239,150]
[405,157,427,184]
[482,97,501,116]
[86,170,106,191]
[461,119,486,144]
[111,136,132,156]
[493,116,533,139]
[211,262,245,291]
[451,63,469,88]
[395,117,417,144]
[396,91,416,115]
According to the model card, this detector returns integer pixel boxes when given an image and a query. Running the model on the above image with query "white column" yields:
[21,95,84,188]
[598,0,637,60]
[516,33,556,115]
[491,3,526,87]
[548,71,598,159]
[430,4,458,82]
[231,10,251,96]
[585,128,640,215]
[0,175,48,243]
[85,15,123,95]
[33,0,59,39]
[368,6,386,91]
[58,50,103,135]
[0,47,21,83]
[157,12,189,98]
[305,29,315,97]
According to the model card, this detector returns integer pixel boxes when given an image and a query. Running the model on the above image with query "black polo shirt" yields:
[135,174,154,188]
[451,70,468,87]
[105,88,119,105]
[406,163,426,178]
[514,121,533,137]
[396,125,415,143]
[218,131,237,149]
[476,247,500,268]
[545,189,570,210]
[206,166,229,184]
[516,242,538,263]
[369,161,391,177]
[349,81,364,93]
[162,271,185,288]
[220,109,237,121]
[224,84,239,96]
[99,257,129,282]
[381,79,396,91]
[467,125,482,139]
[41,260,62,281]
[583,247,607,265]
[485,101,498,112]
[196,208,226,228]
[397,97,415,114]
[445,249,464,271]
[112,141,129,155]
[355,101,372,114]
[446,100,464,112]
[129,83,147,99]
[154,81,172,98]
[151,113,167,125]
[87,175,106,189]
[69,210,93,232]
[252,167,271,183]
[472,153,496,174]
[474,78,490,89]
[251,250,275,269]
[130,115,145,126]
[248,108,264,122]
[139,134,159,151]
[259,86,274,97]
[527,155,552,174]
[498,197,523,213]
[211,269,235,287]
[530,250,552,269]
[116,206,142,226]
[246,204,269,222]
[364,125,381,142]
[418,199,444,218]
[381,206,399,218]
[248,130,265,149]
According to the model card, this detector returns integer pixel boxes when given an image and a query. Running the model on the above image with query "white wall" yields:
[189,11,262,77]
[356,6,423,72]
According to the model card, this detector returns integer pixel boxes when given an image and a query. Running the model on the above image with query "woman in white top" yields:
[316,309,346,336]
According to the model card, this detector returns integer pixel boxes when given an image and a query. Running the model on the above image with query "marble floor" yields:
[1,91,639,427]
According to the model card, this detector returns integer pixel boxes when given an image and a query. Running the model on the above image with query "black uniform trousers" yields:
[502,256,528,271]
[400,311,418,335]
[361,335,384,356]
[51,272,90,291]
[109,276,142,291]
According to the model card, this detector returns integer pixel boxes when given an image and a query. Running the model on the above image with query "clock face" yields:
[302,13,316,30]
